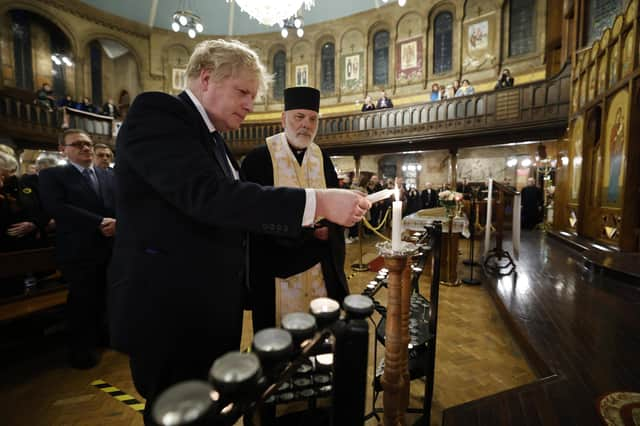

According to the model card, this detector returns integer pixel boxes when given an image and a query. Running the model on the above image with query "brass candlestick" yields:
[376,241,418,426]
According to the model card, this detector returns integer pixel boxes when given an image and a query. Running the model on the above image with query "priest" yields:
[241,87,348,332]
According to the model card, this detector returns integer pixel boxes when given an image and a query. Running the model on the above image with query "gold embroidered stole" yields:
[266,132,327,323]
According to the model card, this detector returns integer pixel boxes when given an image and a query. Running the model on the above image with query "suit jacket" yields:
[107,91,307,357]
[39,165,115,264]
[421,188,438,209]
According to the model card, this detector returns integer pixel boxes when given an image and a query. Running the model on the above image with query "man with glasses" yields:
[39,129,116,369]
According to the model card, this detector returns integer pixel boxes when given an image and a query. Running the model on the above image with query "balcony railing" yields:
[0,69,569,153]
[224,69,570,155]
[0,96,117,148]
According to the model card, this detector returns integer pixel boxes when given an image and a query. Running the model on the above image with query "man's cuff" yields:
[302,189,316,227]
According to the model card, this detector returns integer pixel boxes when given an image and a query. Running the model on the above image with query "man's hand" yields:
[100,217,116,237]
[6,222,36,238]
[315,189,371,227]
[313,226,329,241]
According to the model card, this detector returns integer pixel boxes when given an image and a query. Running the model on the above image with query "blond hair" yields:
[0,144,15,156]
[185,39,271,96]
[0,151,18,174]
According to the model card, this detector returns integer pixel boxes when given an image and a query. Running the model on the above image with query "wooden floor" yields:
[0,232,536,425]
[443,230,640,426]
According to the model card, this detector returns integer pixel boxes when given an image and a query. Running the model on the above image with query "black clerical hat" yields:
[284,87,320,112]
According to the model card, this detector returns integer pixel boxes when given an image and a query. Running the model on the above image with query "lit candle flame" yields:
[394,183,399,201]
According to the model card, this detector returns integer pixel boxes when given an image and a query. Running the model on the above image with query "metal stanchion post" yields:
[351,222,369,272]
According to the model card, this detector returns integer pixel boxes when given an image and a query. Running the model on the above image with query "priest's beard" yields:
[284,126,317,150]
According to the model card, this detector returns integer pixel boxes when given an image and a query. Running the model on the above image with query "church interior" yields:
[0,0,639,425]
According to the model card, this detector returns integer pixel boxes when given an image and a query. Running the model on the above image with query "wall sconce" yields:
[520,158,532,167]
[51,53,73,67]
[561,155,569,166]
[506,158,518,167]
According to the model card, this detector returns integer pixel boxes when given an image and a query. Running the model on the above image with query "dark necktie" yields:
[82,168,99,195]
[211,131,234,178]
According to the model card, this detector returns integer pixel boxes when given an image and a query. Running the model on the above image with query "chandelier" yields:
[280,15,305,38]
[171,0,204,39]
[227,0,315,27]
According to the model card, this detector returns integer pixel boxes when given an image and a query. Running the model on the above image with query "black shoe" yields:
[69,351,100,369]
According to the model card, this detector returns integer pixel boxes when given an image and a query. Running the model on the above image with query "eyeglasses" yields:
[64,141,93,149]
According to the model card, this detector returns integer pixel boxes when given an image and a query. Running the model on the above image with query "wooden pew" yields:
[0,247,67,321]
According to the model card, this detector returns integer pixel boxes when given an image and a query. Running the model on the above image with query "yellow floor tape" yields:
[91,379,145,413]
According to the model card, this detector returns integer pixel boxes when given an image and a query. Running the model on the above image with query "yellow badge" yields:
[22,187,32,195]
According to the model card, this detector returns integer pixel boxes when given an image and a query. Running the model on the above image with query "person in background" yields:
[93,144,114,171]
[421,182,438,209]
[452,80,460,95]
[39,129,116,369]
[0,146,49,251]
[35,83,56,111]
[443,84,455,99]
[101,98,120,118]
[79,97,95,113]
[58,94,76,109]
[495,68,514,90]
[430,83,441,101]
[455,79,475,97]
[376,90,394,109]
[366,174,383,232]
[361,95,376,112]
[521,177,543,229]
[242,86,349,334]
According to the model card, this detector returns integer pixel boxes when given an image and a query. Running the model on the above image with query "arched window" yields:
[320,42,335,94]
[373,30,389,86]
[90,41,103,105]
[273,50,286,100]
[584,0,624,45]
[10,10,33,90]
[509,0,536,56]
[433,12,453,74]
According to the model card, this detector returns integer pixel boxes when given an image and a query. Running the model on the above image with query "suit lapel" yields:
[66,164,100,204]
[176,92,229,174]
[177,91,241,180]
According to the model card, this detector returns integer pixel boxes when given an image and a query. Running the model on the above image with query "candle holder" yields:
[376,240,418,426]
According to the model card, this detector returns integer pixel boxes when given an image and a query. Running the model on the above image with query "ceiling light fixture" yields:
[172,0,204,39]
[280,15,305,38]
[227,0,315,27]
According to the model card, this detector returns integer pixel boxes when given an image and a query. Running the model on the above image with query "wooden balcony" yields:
[225,68,571,156]
[0,69,570,154]
[0,93,116,150]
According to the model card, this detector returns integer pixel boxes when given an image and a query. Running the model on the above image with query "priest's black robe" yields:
[241,144,349,332]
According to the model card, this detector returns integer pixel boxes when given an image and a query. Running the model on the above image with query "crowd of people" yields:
[4,38,538,425]
[361,69,514,111]
[35,83,128,119]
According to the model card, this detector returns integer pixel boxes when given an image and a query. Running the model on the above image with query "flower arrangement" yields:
[438,190,464,216]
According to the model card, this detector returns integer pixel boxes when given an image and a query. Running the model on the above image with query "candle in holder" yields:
[392,185,402,251]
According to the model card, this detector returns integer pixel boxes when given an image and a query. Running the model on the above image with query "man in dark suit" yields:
[241,86,349,333]
[39,129,116,369]
[107,39,369,423]
[421,182,438,209]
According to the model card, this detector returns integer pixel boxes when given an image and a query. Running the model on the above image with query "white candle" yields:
[392,185,402,251]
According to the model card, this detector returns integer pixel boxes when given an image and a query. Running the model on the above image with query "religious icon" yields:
[400,41,417,69]
[606,106,625,204]
[468,21,488,51]
[295,64,308,86]
[609,42,619,86]
[622,32,634,76]
[172,68,186,90]
[345,55,359,81]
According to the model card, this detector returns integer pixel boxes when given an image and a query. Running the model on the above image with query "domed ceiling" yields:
[80,0,391,35]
